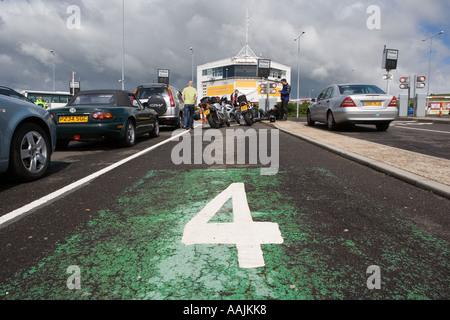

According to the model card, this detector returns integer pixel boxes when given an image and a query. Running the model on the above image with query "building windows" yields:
[234,65,257,77]
[202,67,224,78]
[270,68,286,79]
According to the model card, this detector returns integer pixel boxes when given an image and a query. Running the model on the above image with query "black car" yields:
[51,90,159,148]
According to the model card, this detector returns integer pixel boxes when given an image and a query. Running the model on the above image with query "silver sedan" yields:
[307,84,398,131]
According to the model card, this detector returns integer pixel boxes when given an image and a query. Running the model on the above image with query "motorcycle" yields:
[229,106,241,124]
[221,96,240,124]
[200,96,230,129]
[237,94,254,126]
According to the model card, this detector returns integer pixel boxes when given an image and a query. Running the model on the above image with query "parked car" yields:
[0,86,35,104]
[50,90,159,148]
[134,83,183,129]
[0,94,56,181]
[307,84,398,131]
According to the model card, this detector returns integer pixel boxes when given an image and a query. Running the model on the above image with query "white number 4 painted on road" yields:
[181,183,284,268]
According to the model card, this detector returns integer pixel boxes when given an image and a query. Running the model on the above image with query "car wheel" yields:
[376,121,390,132]
[122,119,136,147]
[10,123,51,181]
[307,110,315,126]
[327,111,337,131]
[150,118,160,137]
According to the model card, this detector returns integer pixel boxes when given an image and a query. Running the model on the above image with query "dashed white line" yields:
[394,125,450,134]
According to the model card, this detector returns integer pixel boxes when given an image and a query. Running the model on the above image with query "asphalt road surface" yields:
[0,122,448,305]
[295,117,450,160]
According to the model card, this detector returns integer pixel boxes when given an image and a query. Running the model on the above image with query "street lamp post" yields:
[422,30,444,96]
[294,32,305,118]
[190,47,194,84]
[50,50,55,91]
[120,0,125,90]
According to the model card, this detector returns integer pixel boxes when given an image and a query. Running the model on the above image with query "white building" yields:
[196,44,291,105]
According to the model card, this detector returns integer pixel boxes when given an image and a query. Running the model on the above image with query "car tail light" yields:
[340,97,357,107]
[388,96,397,107]
[92,111,113,120]
[167,87,175,107]
[50,113,55,120]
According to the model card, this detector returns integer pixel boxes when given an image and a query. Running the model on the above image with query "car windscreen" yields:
[338,85,386,95]
[136,87,167,99]
[0,88,34,103]
[70,94,115,105]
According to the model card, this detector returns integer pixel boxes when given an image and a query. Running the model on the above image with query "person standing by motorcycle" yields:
[231,89,240,107]
[280,78,291,120]
[182,81,198,129]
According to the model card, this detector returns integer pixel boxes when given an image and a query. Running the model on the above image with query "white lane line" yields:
[0,126,197,229]
[394,125,450,135]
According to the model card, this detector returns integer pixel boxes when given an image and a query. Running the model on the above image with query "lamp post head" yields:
[294,32,305,41]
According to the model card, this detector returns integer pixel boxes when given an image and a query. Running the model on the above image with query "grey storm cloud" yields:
[0,0,449,96]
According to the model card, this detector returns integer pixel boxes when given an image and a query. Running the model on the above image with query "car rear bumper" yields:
[56,122,125,141]
[158,115,181,126]
[333,107,397,124]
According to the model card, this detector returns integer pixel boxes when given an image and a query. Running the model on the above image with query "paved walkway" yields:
[267,120,450,199]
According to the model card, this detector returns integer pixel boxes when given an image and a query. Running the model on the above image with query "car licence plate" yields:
[363,101,382,106]
[203,109,210,116]
[241,105,248,111]
[59,115,88,123]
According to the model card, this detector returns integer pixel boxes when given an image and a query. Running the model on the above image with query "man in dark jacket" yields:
[280,79,290,120]
[231,90,240,107]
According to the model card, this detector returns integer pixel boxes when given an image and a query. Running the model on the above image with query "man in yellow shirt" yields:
[181,81,198,129]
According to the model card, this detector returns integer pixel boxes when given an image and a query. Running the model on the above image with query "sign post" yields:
[382,47,398,94]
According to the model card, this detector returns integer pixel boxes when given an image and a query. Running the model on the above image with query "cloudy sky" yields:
[1,0,449,98]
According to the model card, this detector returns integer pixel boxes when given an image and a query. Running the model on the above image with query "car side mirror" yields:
[132,100,139,107]
[311,98,316,102]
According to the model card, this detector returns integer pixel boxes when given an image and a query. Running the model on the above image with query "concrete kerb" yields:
[265,121,450,200]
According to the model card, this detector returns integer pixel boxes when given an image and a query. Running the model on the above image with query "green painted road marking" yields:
[0,168,448,299]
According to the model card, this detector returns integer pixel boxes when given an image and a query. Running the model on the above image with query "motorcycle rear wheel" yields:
[207,113,220,129]
[243,112,253,126]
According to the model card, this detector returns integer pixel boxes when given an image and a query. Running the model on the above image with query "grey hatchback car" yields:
[134,83,184,129]
[0,94,56,181]
[307,84,398,131]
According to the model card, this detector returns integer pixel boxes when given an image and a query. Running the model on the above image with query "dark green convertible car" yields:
[51,90,159,148]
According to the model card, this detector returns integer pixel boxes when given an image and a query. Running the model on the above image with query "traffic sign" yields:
[260,82,278,95]
[257,59,271,78]
[416,75,426,88]
[382,48,398,70]
[399,76,409,89]
[158,69,170,85]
